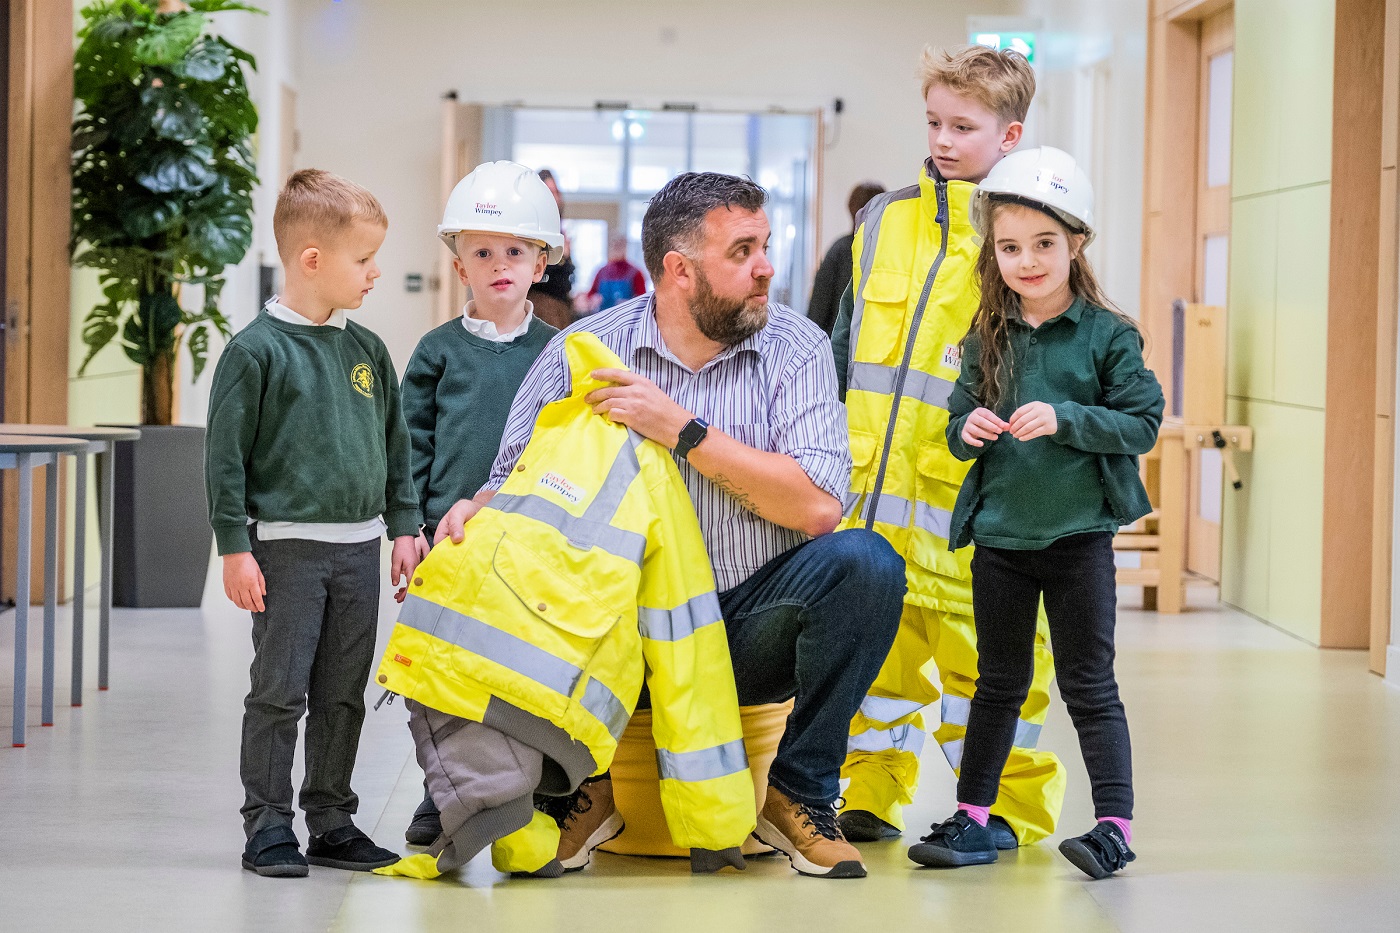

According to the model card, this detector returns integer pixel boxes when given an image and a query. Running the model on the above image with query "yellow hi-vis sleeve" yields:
[636,467,756,851]
[491,810,561,874]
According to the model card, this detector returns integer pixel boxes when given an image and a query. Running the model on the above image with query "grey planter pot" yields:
[105,424,211,608]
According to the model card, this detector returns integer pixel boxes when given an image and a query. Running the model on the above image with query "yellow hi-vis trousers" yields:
[841,603,1067,844]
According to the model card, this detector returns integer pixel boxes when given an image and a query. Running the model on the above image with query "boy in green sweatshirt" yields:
[397,160,564,846]
[205,169,422,878]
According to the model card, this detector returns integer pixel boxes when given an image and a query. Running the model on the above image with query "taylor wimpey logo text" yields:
[475,202,503,217]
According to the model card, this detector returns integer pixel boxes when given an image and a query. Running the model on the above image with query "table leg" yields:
[71,452,89,707]
[14,455,33,747]
[41,453,59,726]
[98,448,115,691]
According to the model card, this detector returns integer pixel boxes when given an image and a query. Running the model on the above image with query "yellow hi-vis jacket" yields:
[839,163,981,616]
[375,332,756,853]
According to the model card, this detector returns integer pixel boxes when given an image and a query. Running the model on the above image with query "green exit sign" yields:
[971,32,1036,63]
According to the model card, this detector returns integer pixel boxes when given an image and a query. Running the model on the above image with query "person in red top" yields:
[585,234,647,312]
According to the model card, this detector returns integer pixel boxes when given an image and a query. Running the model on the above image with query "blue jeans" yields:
[718,529,905,807]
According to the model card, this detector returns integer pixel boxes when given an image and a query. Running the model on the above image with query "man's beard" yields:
[689,266,769,346]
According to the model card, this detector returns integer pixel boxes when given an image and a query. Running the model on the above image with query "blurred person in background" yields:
[527,168,579,328]
[806,181,886,335]
[583,234,648,314]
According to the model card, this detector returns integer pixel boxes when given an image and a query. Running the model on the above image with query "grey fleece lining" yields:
[482,696,599,795]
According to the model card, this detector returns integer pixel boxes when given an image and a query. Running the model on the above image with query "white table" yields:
[1,433,88,746]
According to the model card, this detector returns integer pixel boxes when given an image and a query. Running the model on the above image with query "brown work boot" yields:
[754,785,866,878]
[537,777,624,872]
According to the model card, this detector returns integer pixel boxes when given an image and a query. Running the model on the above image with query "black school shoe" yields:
[907,811,998,868]
[837,809,902,842]
[988,814,1019,850]
[404,795,442,847]
[242,824,309,878]
[1058,822,1136,879]
[306,825,400,871]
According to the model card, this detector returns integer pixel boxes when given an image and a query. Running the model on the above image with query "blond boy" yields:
[205,169,422,877]
[831,46,1068,849]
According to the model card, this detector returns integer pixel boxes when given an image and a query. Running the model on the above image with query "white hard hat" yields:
[438,161,565,263]
[970,146,1096,246]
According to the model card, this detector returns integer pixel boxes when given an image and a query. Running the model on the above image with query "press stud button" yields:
[377,674,388,684]
[537,602,548,612]
[413,577,423,587]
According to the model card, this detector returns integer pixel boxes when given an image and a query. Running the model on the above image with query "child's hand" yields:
[223,552,266,612]
[415,530,431,561]
[962,408,1009,447]
[391,535,421,604]
[1009,401,1058,441]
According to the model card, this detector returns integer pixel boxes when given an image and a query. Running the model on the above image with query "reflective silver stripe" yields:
[940,736,964,770]
[842,491,861,515]
[941,695,971,727]
[847,723,927,756]
[581,677,630,741]
[860,695,926,723]
[915,501,954,539]
[400,594,581,698]
[583,430,643,525]
[848,362,955,411]
[655,738,749,782]
[942,695,1042,749]
[849,183,921,371]
[637,591,723,642]
[493,494,647,566]
[1013,720,1043,750]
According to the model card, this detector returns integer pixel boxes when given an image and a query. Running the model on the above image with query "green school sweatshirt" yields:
[400,315,557,532]
[204,312,422,555]
[945,298,1164,551]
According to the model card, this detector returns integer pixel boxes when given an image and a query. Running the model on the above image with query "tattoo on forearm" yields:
[713,473,763,517]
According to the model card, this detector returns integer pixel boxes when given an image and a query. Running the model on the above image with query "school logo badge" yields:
[351,363,374,398]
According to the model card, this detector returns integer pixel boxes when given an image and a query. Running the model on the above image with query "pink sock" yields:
[1099,817,1132,844]
[957,803,990,827]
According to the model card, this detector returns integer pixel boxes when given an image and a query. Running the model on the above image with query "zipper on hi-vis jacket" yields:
[374,689,398,711]
[865,180,951,531]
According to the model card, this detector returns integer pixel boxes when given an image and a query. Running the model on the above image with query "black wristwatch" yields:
[674,417,710,461]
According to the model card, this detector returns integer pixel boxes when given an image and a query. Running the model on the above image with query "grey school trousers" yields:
[240,536,381,839]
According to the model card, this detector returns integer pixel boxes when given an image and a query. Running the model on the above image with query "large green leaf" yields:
[135,144,217,193]
[133,12,205,66]
[142,84,206,140]
[186,211,253,266]
[78,299,124,376]
[188,1,265,13]
[118,195,182,240]
[185,323,211,380]
[175,39,230,81]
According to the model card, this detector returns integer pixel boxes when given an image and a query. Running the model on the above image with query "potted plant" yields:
[71,0,262,607]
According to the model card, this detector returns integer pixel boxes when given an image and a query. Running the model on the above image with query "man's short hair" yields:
[919,45,1036,126]
[273,168,387,264]
[642,172,768,281]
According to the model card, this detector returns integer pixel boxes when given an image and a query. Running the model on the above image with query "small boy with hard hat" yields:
[396,160,562,847]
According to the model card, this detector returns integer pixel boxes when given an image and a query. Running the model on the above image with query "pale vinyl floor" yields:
[2,564,1398,933]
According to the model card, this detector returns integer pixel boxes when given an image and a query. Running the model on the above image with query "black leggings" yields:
[957,532,1134,820]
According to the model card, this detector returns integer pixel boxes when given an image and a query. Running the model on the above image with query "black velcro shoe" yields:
[987,814,1019,850]
[1058,822,1136,879]
[242,824,309,878]
[404,795,442,847]
[907,812,998,868]
[837,809,902,842]
[307,825,400,871]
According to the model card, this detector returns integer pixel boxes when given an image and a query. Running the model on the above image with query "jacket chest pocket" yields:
[853,271,912,367]
[490,533,621,640]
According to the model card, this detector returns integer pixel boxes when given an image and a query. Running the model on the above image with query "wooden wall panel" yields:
[1,0,74,601]
[1321,0,1386,648]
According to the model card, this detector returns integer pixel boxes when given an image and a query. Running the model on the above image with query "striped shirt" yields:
[485,293,851,591]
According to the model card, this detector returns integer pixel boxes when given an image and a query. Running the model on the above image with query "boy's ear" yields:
[451,255,470,288]
[299,246,321,275]
[1000,121,1024,153]
[532,248,548,283]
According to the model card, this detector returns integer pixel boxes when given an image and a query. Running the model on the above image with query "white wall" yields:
[1012,0,1148,317]
[288,0,1020,370]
